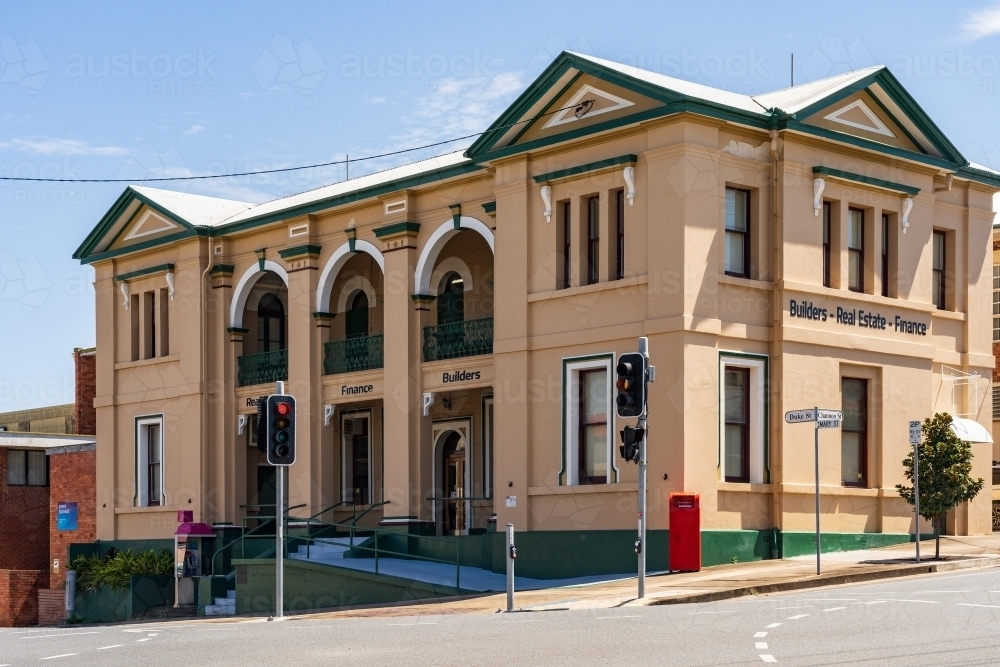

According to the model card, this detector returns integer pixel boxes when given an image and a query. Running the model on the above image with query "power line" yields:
[0,100,588,184]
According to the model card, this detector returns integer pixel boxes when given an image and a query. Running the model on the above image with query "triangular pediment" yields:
[107,206,184,251]
[801,90,922,154]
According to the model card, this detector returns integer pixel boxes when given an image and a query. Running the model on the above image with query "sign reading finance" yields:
[788,299,927,336]
[341,384,374,396]
[443,370,482,383]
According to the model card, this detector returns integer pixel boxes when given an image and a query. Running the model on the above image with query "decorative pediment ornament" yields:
[813,178,825,216]
[165,272,175,301]
[120,282,129,309]
[823,99,895,138]
[541,185,552,223]
[624,166,636,206]
[901,197,913,234]
[123,210,178,241]
[542,84,635,129]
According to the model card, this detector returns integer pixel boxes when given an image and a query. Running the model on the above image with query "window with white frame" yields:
[719,354,767,484]
[135,415,164,507]
[563,355,616,485]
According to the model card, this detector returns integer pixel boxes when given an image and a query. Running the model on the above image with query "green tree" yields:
[896,413,985,559]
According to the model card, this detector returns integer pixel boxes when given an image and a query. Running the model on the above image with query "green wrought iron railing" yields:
[324,334,384,375]
[237,349,288,387]
[422,317,493,362]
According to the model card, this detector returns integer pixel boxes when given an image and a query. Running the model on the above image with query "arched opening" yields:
[438,430,466,535]
[324,253,385,375]
[437,272,465,325]
[237,271,289,387]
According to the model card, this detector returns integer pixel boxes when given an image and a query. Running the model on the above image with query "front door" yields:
[440,431,465,534]
[342,413,371,505]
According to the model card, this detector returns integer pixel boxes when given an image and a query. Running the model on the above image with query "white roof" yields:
[0,432,96,449]
[968,161,1000,177]
[753,67,883,114]
[131,186,253,227]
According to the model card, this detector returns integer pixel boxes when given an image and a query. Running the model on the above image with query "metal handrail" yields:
[209,503,307,576]
[350,500,390,527]
[304,501,352,522]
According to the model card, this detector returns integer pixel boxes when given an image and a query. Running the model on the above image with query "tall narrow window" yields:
[822,202,832,288]
[159,287,170,356]
[438,273,465,325]
[578,369,608,484]
[146,422,161,506]
[143,291,156,359]
[848,208,864,292]
[257,293,286,352]
[841,378,867,487]
[130,294,140,361]
[345,291,369,338]
[881,214,890,298]
[932,231,946,310]
[560,200,571,289]
[725,188,750,278]
[586,195,600,285]
[993,265,1000,341]
[724,367,750,483]
[615,189,625,280]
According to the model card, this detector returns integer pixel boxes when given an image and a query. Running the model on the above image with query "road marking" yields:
[136,638,152,642]
[852,600,888,605]
[97,645,123,649]
[775,606,812,610]
[798,598,857,602]
[21,632,100,640]
[765,622,782,628]
[759,655,777,663]
[755,642,768,649]
[956,603,1000,609]
[787,614,809,620]
[689,611,734,615]
[40,655,78,661]
[754,632,767,638]
[822,607,846,612]
[890,599,941,604]
[595,615,643,619]
[386,622,438,626]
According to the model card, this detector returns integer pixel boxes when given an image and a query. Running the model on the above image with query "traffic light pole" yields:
[637,337,649,600]
[274,380,285,620]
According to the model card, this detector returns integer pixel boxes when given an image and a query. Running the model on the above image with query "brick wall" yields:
[48,446,96,589]
[73,348,96,436]
[36,588,64,626]
[0,449,50,581]
[0,570,43,626]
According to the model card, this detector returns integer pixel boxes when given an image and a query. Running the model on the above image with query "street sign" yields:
[817,409,843,421]
[785,409,816,423]
[909,420,922,445]
[816,419,841,429]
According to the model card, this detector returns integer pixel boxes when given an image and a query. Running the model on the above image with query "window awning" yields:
[950,417,993,444]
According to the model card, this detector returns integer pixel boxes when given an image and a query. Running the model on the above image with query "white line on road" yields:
[386,622,438,626]
[689,611,734,615]
[759,655,777,663]
[755,642,768,649]
[136,638,152,642]
[775,606,813,610]
[754,632,767,638]
[21,632,99,640]
[822,607,846,612]
[786,614,809,620]
[595,615,643,619]
[765,622,782,628]
[852,601,888,605]
[956,603,1000,609]
[40,655,78,660]
[97,645,123,649]
[889,599,941,604]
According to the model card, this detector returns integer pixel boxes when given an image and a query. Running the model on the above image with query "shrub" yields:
[71,549,174,592]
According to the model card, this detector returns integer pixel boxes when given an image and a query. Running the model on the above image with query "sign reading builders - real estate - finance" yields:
[788,299,928,336]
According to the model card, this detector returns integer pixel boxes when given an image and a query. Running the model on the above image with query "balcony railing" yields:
[237,349,288,387]
[423,317,493,362]
[324,334,384,375]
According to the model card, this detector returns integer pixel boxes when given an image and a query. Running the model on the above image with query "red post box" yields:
[669,493,700,572]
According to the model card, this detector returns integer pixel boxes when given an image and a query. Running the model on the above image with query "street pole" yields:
[506,523,515,612]
[275,380,285,620]
[813,407,821,576]
[914,438,920,564]
[637,337,649,599]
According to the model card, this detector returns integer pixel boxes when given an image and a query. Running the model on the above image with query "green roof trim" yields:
[411,293,436,303]
[312,311,336,320]
[73,188,198,261]
[481,201,496,214]
[812,166,920,196]
[115,263,175,282]
[373,222,421,238]
[784,120,957,171]
[956,165,1000,189]
[80,229,204,265]
[226,327,249,334]
[533,154,637,184]
[277,244,321,259]
[210,264,235,276]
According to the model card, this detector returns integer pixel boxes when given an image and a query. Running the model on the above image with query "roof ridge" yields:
[753,65,884,100]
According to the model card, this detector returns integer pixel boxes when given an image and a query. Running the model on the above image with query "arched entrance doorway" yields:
[433,421,471,535]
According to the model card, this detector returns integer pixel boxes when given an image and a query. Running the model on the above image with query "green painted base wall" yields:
[232,558,468,615]
[779,531,932,558]
[73,574,174,623]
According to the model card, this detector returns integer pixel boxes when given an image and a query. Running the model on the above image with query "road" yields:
[3,567,1000,666]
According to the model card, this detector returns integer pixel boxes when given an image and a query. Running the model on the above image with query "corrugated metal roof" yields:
[131,186,253,227]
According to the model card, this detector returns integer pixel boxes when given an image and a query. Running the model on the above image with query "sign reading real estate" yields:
[57,501,78,531]
[788,299,928,336]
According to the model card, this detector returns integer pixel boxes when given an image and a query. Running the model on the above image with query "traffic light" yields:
[619,424,645,463]
[265,394,296,466]
[615,352,646,418]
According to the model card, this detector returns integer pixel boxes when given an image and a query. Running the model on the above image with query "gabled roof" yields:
[753,67,883,113]
[129,186,252,227]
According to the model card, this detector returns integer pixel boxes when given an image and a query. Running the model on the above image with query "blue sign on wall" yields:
[57,501,78,531]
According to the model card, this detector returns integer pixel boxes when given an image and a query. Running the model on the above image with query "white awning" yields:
[950,417,993,444]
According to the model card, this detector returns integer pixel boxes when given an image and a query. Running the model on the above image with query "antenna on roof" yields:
[790,54,794,87]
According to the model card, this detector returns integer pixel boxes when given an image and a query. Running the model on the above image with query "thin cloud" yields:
[182,124,205,137]
[0,137,131,156]
[961,3,1000,40]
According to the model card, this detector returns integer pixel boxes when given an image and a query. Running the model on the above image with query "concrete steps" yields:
[204,589,236,616]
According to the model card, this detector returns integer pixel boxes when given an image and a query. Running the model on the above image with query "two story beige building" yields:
[75,52,999,575]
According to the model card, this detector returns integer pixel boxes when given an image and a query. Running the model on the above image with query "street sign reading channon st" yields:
[909,420,922,445]
[785,409,816,423]
[817,409,843,421]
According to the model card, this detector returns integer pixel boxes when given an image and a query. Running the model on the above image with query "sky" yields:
[2,0,1000,411]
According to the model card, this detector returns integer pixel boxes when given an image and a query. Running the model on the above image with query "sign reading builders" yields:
[788,299,927,336]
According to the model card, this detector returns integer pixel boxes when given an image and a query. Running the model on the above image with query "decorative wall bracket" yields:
[422,392,435,417]
[813,177,825,216]
[623,166,636,206]
[901,197,913,234]
[120,282,129,309]
[540,185,552,223]
[165,272,175,301]
[237,414,248,436]
[324,404,336,427]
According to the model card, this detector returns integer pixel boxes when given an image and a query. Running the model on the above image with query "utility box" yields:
[669,493,700,572]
